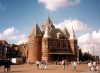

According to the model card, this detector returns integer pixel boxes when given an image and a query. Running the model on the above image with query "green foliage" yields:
[18,43,26,57]
[17,47,22,58]
[82,52,94,61]
[79,49,84,61]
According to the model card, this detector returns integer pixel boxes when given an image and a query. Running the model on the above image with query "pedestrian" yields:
[88,61,92,71]
[4,58,12,72]
[36,60,40,69]
[72,61,77,71]
[93,61,97,71]
[62,59,66,70]
[4,59,8,72]
[41,60,46,70]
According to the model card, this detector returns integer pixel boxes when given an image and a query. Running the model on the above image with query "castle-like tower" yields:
[27,23,42,63]
[27,16,78,63]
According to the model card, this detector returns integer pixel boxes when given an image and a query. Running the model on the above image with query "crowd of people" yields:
[35,59,99,72]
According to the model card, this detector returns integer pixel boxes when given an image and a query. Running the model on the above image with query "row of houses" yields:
[0,40,19,59]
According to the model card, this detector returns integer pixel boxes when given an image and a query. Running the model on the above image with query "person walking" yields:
[88,61,92,71]
[4,59,8,72]
[93,61,97,71]
[4,58,12,72]
[72,61,77,71]
[36,60,40,69]
[62,59,66,70]
[41,60,46,70]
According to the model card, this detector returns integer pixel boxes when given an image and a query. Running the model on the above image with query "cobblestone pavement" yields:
[0,64,100,73]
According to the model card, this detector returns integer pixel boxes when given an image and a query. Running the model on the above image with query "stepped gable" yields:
[69,26,76,39]
[41,16,55,34]
[50,28,69,39]
[29,22,42,36]
[62,26,70,37]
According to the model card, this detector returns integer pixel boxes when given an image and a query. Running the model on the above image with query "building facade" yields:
[0,40,19,59]
[27,16,78,64]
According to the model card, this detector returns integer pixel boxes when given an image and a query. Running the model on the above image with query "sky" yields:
[0,0,100,57]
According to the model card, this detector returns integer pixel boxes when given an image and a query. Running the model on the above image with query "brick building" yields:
[0,40,19,59]
[27,16,78,64]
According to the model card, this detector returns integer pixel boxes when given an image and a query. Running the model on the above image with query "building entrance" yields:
[51,54,66,61]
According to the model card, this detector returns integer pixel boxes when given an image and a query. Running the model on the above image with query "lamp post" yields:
[88,51,89,61]
[93,46,94,56]
[77,48,79,62]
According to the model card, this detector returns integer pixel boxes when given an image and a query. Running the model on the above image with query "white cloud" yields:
[78,30,100,57]
[3,27,15,37]
[0,3,5,10]
[17,38,28,45]
[38,0,80,11]
[0,27,27,45]
[54,19,90,32]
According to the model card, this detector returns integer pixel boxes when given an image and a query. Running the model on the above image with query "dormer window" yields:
[57,32,62,39]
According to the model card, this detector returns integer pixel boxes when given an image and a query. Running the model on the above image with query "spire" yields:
[43,25,51,38]
[62,26,70,37]
[41,16,55,33]
[69,26,76,39]
[29,22,42,36]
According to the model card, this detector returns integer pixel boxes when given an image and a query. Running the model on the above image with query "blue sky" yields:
[0,0,100,57]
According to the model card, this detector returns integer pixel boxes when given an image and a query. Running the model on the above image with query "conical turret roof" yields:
[29,22,42,36]
[69,26,76,39]
[43,25,51,38]
[62,26,70,37]
[41,16,55,34]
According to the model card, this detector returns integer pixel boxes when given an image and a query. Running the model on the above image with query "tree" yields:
[83,52,94,61]
[79,49,83,61]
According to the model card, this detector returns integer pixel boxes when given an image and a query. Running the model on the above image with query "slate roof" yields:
[29,23,42,36]
[50,28,69,39]
[28,16,76,40]
[62,26,70,37]
[41,16,55,34]
[69,26,76,39]
[43,25,51,38]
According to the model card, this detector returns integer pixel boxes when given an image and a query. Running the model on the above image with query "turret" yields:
[42,26,51,64]
[69,26,77,61]
[41,15,55,34]
[27,22,42,63]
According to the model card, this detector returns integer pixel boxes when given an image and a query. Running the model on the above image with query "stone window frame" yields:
[52,41,57,47]
[58,41,63,47]
[30,42,33,47]
[64,41,68,47]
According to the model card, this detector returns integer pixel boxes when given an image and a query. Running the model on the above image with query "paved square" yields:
[0,64,100,73]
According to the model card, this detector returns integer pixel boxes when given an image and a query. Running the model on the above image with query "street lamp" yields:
[88,51,89,61]
[77,48,79,62]
[93,46,94,56]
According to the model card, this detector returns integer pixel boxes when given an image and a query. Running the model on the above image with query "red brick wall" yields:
[69,39,77,61]
[27,36,42,63]
[42,38,51,64]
